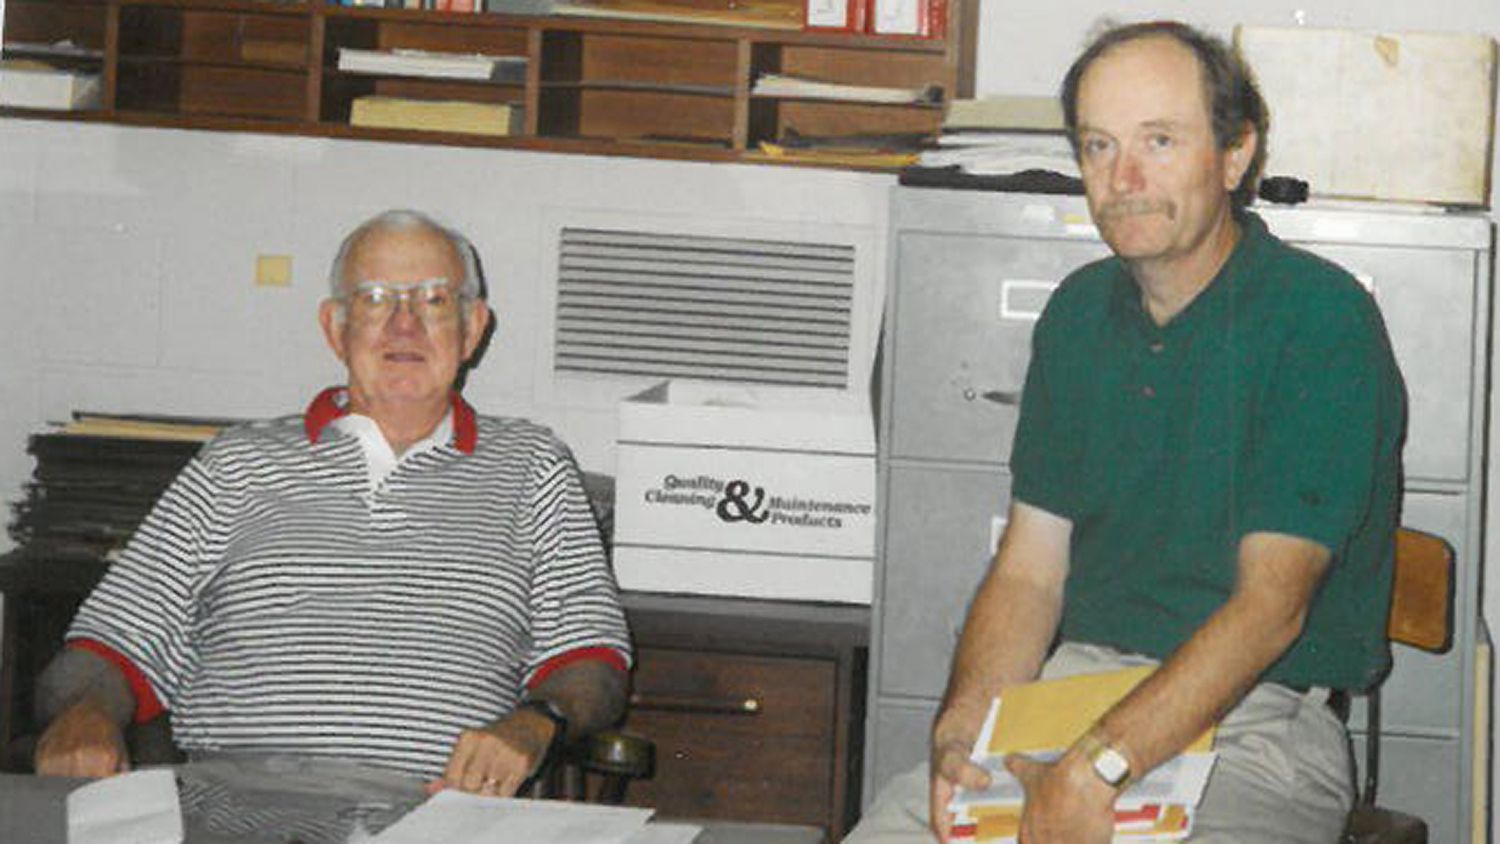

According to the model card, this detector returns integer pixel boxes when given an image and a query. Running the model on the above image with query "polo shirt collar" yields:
[1109,210,1271,338]
[303,386,477,454]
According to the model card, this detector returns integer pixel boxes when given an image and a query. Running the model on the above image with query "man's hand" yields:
[928,702,993,843]
[428,708,556,797]
[1004,752,1115,844]
[34,698,129,778]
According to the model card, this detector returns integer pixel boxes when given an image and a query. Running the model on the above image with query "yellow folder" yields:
[986,666,1215,756]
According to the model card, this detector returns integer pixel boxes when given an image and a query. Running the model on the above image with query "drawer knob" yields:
[629,694,764,716]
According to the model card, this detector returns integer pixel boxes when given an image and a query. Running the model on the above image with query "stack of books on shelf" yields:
[337,47,527,83]
[7,413,231,564]
[948,667,1216,843]
[902,95,1083,193]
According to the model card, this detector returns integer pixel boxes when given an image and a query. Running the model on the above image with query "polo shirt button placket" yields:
[1140,338,1164,399]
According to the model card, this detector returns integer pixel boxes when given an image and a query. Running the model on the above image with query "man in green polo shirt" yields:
[846,20,1404,844]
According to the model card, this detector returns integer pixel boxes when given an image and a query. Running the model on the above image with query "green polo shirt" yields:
[1010,212,1406,692]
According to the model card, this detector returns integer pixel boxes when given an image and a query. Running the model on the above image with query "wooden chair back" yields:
[1387,528,1454,654]
[1343,527,1457,844]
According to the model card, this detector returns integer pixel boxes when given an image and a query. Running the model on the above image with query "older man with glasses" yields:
[30,210,631,798]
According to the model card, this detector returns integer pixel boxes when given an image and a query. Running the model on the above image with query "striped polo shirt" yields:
[67,388,631,778]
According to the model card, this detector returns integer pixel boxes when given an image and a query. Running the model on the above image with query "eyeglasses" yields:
[342,278,464,326]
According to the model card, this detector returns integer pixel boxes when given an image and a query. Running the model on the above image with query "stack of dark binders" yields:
[7,414,230,566]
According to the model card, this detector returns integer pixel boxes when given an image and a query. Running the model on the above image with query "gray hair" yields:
[327,209,483,301]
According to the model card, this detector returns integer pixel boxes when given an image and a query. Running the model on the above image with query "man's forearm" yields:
[1086,532,1330,780]
[524,658,627,741]
[941,568,1063,728]
[938,502,1072,740]
[34,648,133,729]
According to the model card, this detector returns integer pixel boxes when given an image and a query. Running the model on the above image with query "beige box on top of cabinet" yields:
[1235,25,1496,206]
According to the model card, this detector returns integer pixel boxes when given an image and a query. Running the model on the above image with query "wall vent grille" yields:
[554,227,856,388]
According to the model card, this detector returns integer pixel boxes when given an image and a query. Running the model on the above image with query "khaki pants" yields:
[846,642,1353,843]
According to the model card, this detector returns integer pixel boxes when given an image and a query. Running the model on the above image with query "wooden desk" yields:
[0,771,824,844]
[0,557,868,840]
[621,594,868,841]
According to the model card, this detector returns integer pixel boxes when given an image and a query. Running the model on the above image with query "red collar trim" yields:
[304,387,477,454]
[303,386,350,444]
[450,392,477,454]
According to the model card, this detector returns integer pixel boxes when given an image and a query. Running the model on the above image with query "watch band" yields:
[515,698,570,793]
[1074,728,1132,789]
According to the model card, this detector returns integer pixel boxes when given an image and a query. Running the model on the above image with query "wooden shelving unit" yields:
[1,0,976,168]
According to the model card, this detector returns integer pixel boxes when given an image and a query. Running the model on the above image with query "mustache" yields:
[1097,199,1176,219]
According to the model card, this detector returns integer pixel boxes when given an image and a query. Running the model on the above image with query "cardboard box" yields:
[1235,26,1496,207]
[612,381,875,604]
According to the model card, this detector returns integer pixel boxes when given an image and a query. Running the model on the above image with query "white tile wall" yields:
[0,119,893,555]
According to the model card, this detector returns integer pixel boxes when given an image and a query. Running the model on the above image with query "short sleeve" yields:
[521,437,632,683]
[66,451,228,710]
[1236,288,1405,550]
[1010,294,1087,520]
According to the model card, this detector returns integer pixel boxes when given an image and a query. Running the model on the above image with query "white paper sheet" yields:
[67,768,184,844]
[624,822,703,844]
[370,791,653,844]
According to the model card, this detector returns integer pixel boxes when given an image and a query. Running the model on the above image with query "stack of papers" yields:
[68,769,184,844]
[369,791,674,843]
[752,73,940,104]
[0,60,101,110]
[337,48,527,83]
[911,94,1079,181]
[948,667,1217,843]
[917,132,1078,178]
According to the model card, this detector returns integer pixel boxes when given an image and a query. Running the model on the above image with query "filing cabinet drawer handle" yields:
[630,694,762,715]
[980,390,1020,406]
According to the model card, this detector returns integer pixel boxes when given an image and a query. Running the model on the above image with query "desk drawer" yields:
[623,648,836,828]
[629,648,834,737]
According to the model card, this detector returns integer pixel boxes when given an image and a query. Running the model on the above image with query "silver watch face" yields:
[1092,746,1130,786]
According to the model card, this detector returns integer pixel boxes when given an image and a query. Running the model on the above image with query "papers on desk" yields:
[68,769,184,844]
[625,823,705,844]
[947,667,1216,843]
[369,790,658,843]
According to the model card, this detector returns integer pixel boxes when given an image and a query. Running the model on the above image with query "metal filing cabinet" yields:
[867,187,1492,844]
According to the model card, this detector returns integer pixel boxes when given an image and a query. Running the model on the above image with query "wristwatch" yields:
[1075,729,1132,789]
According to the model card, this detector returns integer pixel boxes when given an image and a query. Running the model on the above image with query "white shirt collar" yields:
[330,411,453,491]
